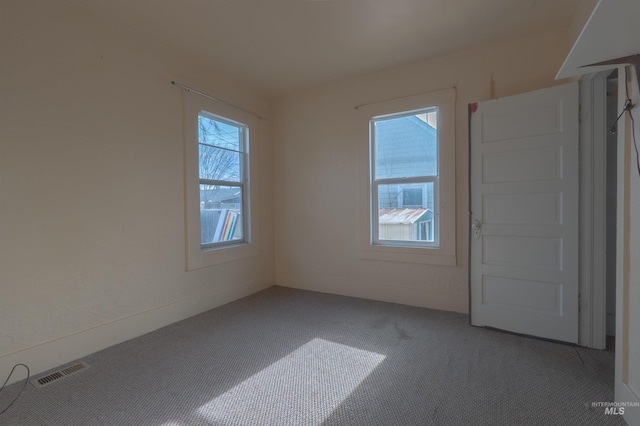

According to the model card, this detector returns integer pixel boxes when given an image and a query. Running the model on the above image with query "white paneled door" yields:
[469,82,579,343]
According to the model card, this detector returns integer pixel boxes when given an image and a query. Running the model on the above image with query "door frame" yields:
[578,70,612,349]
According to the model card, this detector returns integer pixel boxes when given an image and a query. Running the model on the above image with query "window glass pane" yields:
[377,182,434,242]
[373,110,438,179]
[199,144,241,182]
[402,187,422,207]
[198,114,241,151]
[200,184,243,245]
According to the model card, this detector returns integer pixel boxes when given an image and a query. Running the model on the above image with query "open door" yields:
[469,82,579,343]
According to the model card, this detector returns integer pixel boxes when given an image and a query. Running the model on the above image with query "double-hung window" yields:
[183,92,258,270]
[358,88,455,266]
[198,112,248,248]
[371,108,439,247]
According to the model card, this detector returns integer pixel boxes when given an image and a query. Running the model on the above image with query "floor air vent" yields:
[31,361,91,389]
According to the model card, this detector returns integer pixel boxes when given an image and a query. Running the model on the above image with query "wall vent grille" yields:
[31,361,91,389]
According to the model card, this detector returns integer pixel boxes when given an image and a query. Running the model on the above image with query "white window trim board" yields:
[356,88,456,266]
[183,91,260,270]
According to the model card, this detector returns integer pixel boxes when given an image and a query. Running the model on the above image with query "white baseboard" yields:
[1,282,272,386]
[276,272,468,314]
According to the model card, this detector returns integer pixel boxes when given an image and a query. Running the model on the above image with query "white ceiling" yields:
[67,0,584,95]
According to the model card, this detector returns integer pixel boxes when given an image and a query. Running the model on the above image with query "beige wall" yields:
[0,0,583,385]
[616,70,640,421]
[272,28,574,313]
[0,0,274,381]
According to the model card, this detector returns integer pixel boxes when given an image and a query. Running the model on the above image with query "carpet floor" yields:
[0,286,625,425]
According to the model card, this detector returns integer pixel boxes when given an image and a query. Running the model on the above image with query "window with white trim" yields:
[371,108,439,247]
[183,92,258,270]
[357,88,455,266]
[198,112,248,248]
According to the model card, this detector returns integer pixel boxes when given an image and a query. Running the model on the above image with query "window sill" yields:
[186,242,258,271]
[359,244,456,266]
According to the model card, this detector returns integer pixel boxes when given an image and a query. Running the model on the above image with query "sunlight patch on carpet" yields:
[197,338,385,425]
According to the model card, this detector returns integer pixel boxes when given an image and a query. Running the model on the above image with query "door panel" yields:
[483,192,562,225]
[483,236,562,268]
[482,276,561,315]
[480,100,563,141]
[470,82,579,343]
[482,146,563,183]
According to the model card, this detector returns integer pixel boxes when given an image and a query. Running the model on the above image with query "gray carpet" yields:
[0,286,625,425]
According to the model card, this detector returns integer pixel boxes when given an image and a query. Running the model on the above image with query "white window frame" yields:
[183,92,259,270]
[198,111,248,250]
[370,108,440,248]
[357,88,456,266]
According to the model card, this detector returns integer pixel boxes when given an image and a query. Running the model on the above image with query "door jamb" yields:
[578,71,610,349]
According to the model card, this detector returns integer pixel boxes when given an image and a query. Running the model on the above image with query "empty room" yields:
[1,0,639,424]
